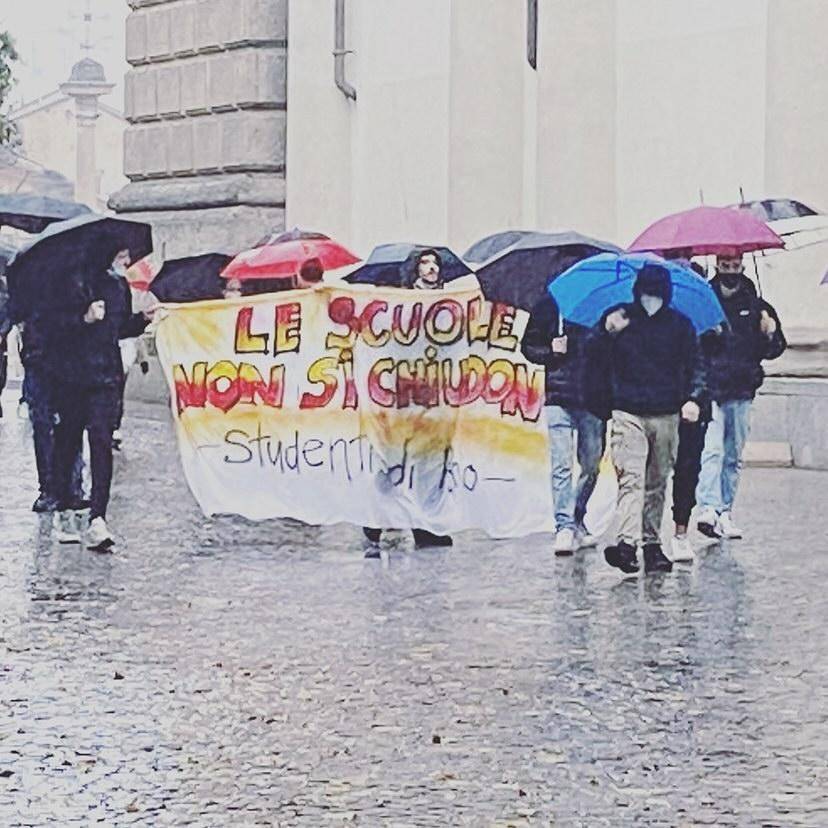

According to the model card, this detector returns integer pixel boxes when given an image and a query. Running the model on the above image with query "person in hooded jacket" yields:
[595,264,706,574]
[521,293,607,555]
[47,247,154,551]
[695,254,786,540]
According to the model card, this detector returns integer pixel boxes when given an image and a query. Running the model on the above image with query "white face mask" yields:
[111,262,128,278]
[640,294,664,316]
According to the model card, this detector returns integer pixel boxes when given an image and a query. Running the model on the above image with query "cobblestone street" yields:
[1,392,827,826]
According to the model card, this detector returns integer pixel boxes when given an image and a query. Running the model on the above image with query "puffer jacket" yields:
[708,274,786,402]
[521,293,609,419]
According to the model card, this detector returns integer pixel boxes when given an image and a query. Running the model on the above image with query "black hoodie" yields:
[45,268,148,389]
[707,273,786,401]
[592,264,706,417]
[520,293,608,418]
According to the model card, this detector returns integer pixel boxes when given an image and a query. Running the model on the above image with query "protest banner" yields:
[155,284,557,537]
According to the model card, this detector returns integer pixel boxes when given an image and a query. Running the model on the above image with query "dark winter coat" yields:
[707,274,786,402]
[597,304,706,416]
[45,269,148,389]
[520,293,608,418]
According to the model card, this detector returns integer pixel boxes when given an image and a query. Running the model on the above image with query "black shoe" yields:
[412,529,453,549]
[32,494,59,513]
[643,543,673,574]
[604,541,639,573]
[362,527,382,543]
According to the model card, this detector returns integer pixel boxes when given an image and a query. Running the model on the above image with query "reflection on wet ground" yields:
[1,398,827,825]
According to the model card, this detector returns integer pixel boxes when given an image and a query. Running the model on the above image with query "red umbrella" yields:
[222,230,360,281]
[628,205,784,256]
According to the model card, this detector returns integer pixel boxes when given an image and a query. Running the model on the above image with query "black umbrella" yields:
[469,231,622,311]
[345,243,470,287]
[149,253,233,303]
[0,192,91,234]
[6,213,153,317]
[462,230,535,264]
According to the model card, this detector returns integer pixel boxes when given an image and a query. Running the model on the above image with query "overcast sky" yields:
[1,0,128,110]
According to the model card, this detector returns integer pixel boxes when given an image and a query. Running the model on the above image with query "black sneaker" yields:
[412,529,453,549]
[32,493,59,513]
[604,541,639,573]
[643,543,673,574]
[362,527,382,544]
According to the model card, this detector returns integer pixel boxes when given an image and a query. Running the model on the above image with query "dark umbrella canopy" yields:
[0,192,91,234]
[345,243,470,287]
[463,230,535,264]
[149,254,233,303]
[6,213,153,317]
[471,231,622,311]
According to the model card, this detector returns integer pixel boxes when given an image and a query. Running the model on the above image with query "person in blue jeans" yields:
[521,294,608,556]
[696,255,786,539]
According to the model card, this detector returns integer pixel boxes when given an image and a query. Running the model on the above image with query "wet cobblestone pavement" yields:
[1,393,827,826]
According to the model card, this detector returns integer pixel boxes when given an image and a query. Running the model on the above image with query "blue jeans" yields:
[547,405,605,531]
[696,399,752,514]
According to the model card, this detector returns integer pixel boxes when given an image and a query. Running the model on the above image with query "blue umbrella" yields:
[345,243,470,287]
[548,252,726,334]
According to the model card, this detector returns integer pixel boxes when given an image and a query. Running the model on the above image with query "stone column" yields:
[110,0,288,258]
[60,59,115,209]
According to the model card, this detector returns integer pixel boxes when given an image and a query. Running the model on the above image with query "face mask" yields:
[718,271,741,290]
[111,262,128,278]
[640,294,664,316]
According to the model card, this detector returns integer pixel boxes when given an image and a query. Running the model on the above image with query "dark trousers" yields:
[672,419,709,527]
[0,341,7,408]
[25,365,83,500]
[53,384,120,520]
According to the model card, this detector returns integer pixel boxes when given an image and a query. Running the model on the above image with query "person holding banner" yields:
[598,264,706,575]
[49,248,154,551]
[363,248,453,552]
[521,294,607,556]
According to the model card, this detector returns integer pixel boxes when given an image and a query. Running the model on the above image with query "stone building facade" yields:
[110,0,288,258]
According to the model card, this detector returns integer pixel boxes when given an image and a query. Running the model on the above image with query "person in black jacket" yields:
[48,248,152,551]
[696,255,786,540]
[597,264,706,575]
[0,272,10,419]
[521,293,607,555]
[14,311,86,513]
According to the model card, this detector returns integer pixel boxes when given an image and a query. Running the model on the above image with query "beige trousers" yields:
[611,410,679,547]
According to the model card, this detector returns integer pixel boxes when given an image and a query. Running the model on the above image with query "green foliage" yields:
[0,31,20,145]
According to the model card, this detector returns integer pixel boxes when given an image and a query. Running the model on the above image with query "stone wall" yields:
[110,0,288,257]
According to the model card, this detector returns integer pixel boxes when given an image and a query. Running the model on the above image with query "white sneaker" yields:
[87,517,115,551]
[554,528,575,556]
[54,511,80,544]
[717,512,743,539]
[670,534,694,562]
[575,526,599,549]
[696,507,721,539]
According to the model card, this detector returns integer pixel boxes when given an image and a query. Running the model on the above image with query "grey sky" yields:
[1,0,127,110]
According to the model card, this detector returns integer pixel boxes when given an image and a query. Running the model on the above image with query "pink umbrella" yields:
[629,205,784,256]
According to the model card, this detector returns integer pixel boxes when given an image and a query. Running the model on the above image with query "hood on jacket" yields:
[633,263,673,306]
